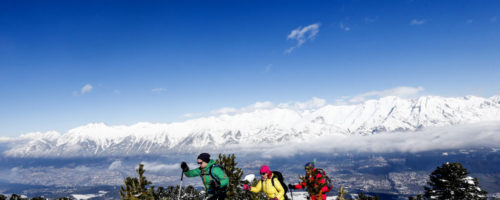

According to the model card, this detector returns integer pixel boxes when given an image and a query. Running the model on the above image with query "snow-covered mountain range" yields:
[3,95,500,157]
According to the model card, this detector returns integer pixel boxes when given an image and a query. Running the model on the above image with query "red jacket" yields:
[293,168,329,200]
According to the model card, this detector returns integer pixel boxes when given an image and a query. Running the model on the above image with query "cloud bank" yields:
[247,121,500,158]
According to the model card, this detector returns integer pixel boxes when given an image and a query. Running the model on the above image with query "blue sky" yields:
[1,0,499,137]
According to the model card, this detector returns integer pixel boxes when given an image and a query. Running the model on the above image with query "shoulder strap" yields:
[209,164,221,183]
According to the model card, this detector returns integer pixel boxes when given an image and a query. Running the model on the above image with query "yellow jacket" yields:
[250,174,285,200]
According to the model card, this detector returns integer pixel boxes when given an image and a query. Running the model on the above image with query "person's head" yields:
[260,165,271,180]
[304,162,315,174]
[197,153,210,169]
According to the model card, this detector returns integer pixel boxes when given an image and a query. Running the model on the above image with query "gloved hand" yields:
[243,184,251,191]
[181,161,189,172]
[288,184,295,189]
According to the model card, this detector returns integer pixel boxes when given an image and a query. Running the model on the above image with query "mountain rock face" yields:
[3,95,500,157]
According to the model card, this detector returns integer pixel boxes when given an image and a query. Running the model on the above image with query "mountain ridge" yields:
[3,95,500,157]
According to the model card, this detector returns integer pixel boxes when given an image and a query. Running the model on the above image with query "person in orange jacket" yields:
[243,165,286,200]
[288,162,330,200]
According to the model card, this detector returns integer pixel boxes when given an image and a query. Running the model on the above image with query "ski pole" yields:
[290,187,294,200]
[178,171,184,200]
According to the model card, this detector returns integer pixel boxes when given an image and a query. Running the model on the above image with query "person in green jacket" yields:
[181,153,229,200]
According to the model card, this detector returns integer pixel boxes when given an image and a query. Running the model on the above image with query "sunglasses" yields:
[260,172,267,175]
[197,162,204,165]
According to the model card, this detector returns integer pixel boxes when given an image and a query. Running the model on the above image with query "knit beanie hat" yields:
[260,165,271,174]
[197,153,211,163]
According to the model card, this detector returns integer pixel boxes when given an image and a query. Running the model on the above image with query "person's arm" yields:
[273,178,285,197]
[184,167,201,177]
[294,180,306,189]
[250,180,263,193]
[212,167,229,188]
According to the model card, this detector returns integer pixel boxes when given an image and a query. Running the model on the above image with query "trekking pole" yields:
[178,171,184,200]
[290,188,294,200]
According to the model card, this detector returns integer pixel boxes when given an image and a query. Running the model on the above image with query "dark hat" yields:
[304,161,315,169]
[197,153,210,163]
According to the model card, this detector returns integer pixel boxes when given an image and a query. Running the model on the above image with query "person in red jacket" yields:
[288,162,329,200]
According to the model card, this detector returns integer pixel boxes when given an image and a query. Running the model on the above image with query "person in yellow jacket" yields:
[243,165,285,200]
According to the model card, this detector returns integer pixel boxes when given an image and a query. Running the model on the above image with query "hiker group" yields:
[180,153,334,200]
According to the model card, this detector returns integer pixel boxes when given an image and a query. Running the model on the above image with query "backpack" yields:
[208,164,224,186]
[315,168,333,192]
[269,171,290,200]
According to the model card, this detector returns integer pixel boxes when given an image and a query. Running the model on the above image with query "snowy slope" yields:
[3,95,500,157]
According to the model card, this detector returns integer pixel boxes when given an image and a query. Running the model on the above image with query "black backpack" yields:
[269,171,290,200]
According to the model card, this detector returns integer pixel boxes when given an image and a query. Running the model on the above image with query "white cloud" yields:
[211,107,238,115]
[285,23,320,54]
[410,19,426,25]
[183,113,203,118]
[140,161,179,173]
[152,88,167,93]
[0,137,13,142]
[339,22,351,31]
[108,160,123,170]
[278,97,326,110]
[81,84,93,94]
[201,97,326,117]
[251,121,500,158]
[349,86,424,103]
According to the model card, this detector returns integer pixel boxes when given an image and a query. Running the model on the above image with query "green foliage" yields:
[424,162,487,200]
[119,164,157,200]
[336,186,346,200]
[214,153,266,200]
[119,163,205,200]
[155,185,203,200]
[356,193,379,200]
[215,153,243,199]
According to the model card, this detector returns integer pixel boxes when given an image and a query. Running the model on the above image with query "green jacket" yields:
[184,159,229,192]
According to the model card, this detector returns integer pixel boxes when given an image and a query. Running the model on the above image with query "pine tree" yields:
[0,194,6,200]
[214,153,266,200]
[119,164,156,200]
[336,186,346,200]
[424,162,487,200]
